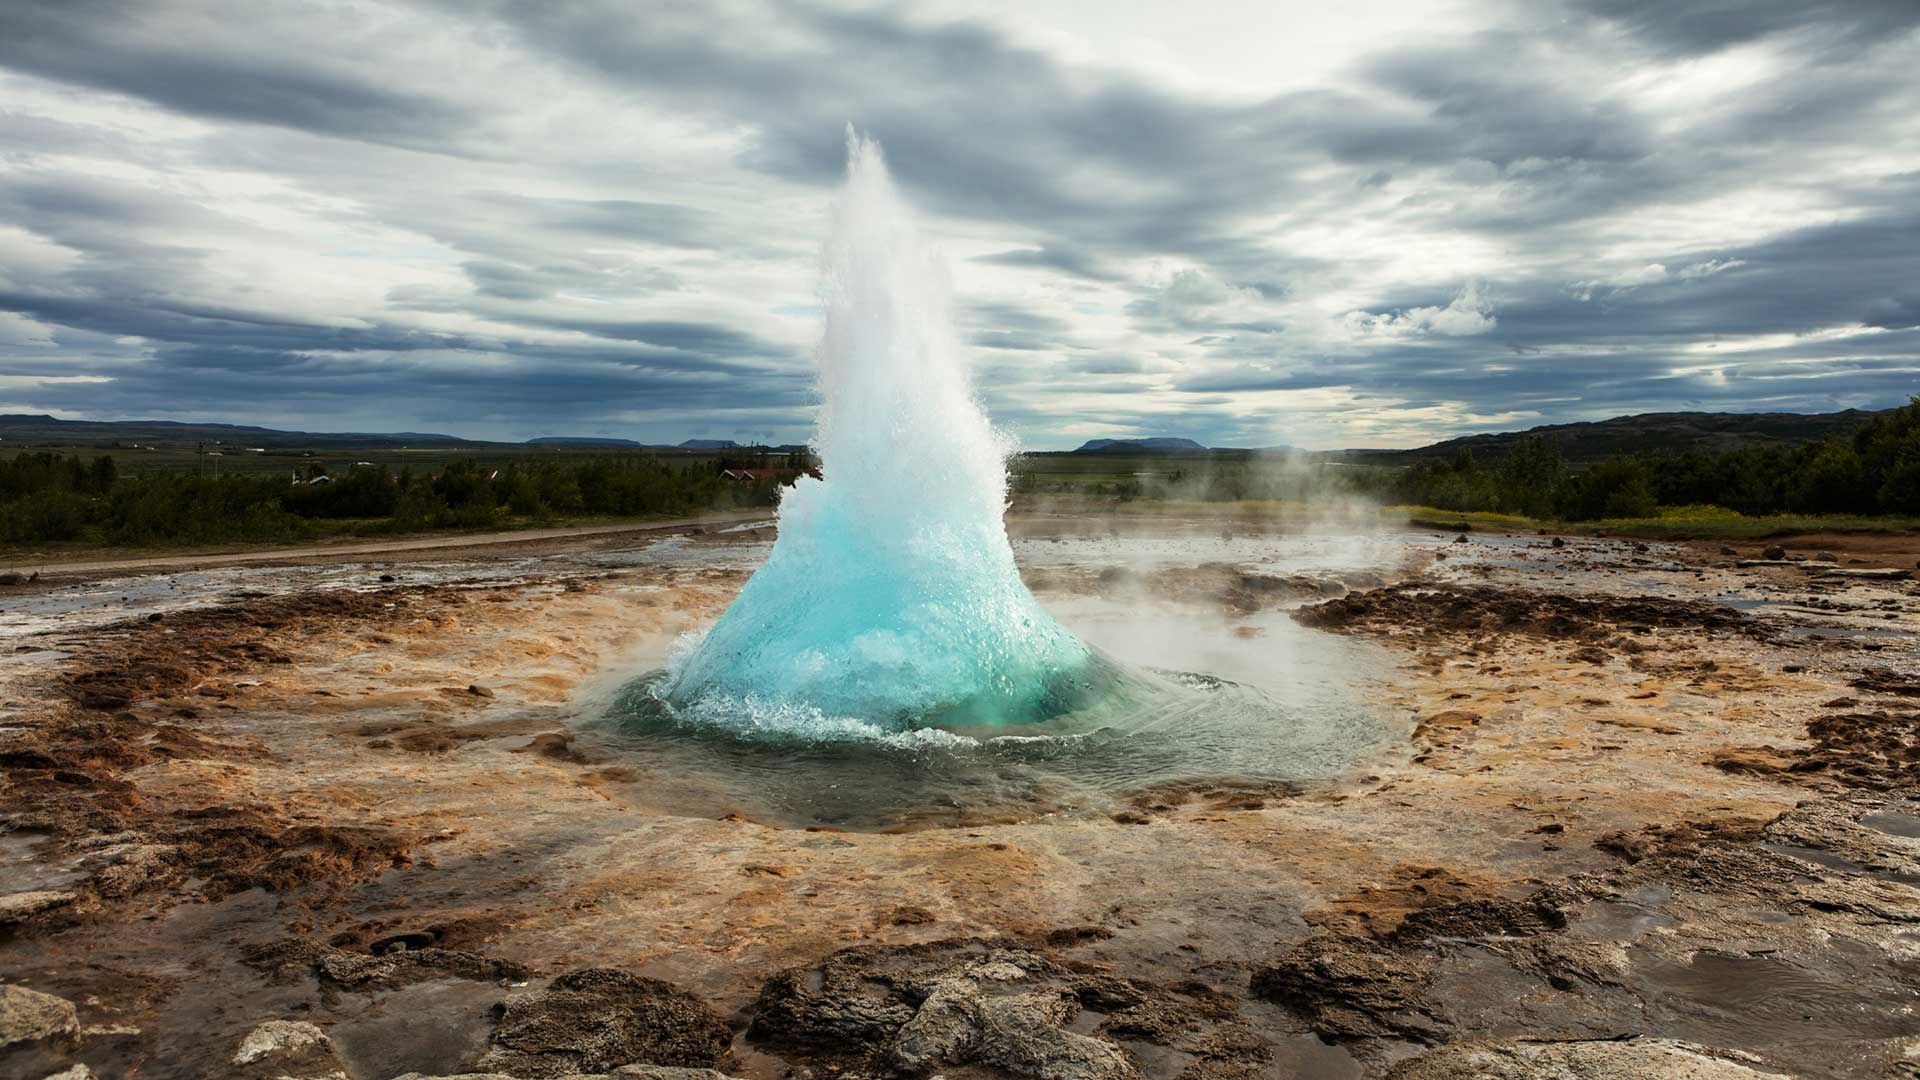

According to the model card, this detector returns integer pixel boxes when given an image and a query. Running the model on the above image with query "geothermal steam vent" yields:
[658,134,1096,730]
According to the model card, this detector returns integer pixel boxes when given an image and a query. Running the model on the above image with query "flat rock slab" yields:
[1385,1037,1791,1079]
[1814,567,1912,579]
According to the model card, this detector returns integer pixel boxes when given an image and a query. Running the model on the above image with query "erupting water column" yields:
[659,132,1095,732]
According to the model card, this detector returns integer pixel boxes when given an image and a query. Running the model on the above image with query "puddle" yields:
[1636,944,1920,1049]
[1861,810,1920,840]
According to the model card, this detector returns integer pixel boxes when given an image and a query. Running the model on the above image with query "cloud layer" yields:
[0,0,1915,448]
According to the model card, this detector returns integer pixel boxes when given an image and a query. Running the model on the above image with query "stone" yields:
[232,1019,348,1078]
[890,980,1137,1080]
[0,985,80,1050]
[1761,544,1786,560]
[1384,1036,1788,1078]
[0,890,77,923]
[1249,935,1445,1042]
[387,1060,741,1068]
[467,683,496,698]
[474,969,732,1076]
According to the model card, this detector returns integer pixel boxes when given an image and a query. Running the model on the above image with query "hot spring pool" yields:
[578,528,1407,829]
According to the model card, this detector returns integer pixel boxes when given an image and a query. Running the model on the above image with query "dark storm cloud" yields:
[0,0,1915,444]
[1571,0,1920,57]
[973,246,1116,282]
[0,0,477,149]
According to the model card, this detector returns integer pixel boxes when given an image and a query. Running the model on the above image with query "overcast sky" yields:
[0,1,1916,449]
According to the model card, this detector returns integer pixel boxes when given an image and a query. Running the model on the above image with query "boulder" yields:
[391,1060,741,1068]
[232,1019,348,1079]
[0,985,79,1050]
[890,979,1136,1080]
[1249,935,1445,1042]
[1761,544,1786,560]
[474,969,732,1076]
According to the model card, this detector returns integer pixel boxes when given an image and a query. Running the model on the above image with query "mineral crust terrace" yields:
[2,516,1918,1080]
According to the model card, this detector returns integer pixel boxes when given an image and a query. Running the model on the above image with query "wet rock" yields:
[393,1060,737,1068]
[1761,544,1787,560]
[1296,584,1760,642]
[1249,935,1446,1042]
[474,969,732,1076]
[1384,1037,1788,1078]
[1814,550,1838,563]
[0,572,24,586]
[0,984,79,1050]
[1720,545,1737,555]
[891,980,1137,1080]
[467,683,496,698]
[1850,668,1920,697]
[748,940,1195,1077]
[243,936,530,989]
[1550,537,1566,548]
[84,841,180,898]
[1453,534,1469,544]
[1386,892,1570,945]
[1774,703,1912,787]
[392,1070,741,1080]
[1496,936,1631,991]
[0,890,77,924]
[232,1019,348,1078]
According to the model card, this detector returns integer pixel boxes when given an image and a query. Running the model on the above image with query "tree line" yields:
[0,454,783,546]
[1371,396,1920,519]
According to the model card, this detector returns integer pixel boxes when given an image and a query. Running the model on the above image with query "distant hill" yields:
[1073,437,1206,453]
[677,438,738,450]
[1353,408,1889,464]
[526,435,645,447]
[0,414,474,448]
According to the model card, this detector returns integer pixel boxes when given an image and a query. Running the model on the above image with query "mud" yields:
[1,518,1918,1079]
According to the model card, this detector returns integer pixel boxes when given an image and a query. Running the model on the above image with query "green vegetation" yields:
[6,399,1916,555]
[1371,397,1920,520]
[0,449,804,550]
[1010,397,1920,538]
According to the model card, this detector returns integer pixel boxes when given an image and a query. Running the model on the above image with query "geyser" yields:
[657,132,1096,732]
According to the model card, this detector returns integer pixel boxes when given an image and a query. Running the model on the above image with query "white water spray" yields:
[658,132,1094,731]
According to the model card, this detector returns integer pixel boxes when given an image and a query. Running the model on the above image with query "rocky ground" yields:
[2,516,1918,1079]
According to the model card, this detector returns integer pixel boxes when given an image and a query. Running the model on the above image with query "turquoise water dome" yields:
[657,133,1096,733]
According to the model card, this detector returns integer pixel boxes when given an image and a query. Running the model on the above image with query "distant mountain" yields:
[0,414,474,448]
[526,435,644,447]
[1348,408,1890,464]
[1072,437,1206,453]
[677,438,739,450]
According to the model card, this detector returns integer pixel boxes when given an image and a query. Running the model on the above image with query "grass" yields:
[1014,492,1920,541]
[0,509,752,567]
[1385,503,1920,540]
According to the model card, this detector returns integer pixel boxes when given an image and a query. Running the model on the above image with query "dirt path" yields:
[2,509,771,577]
